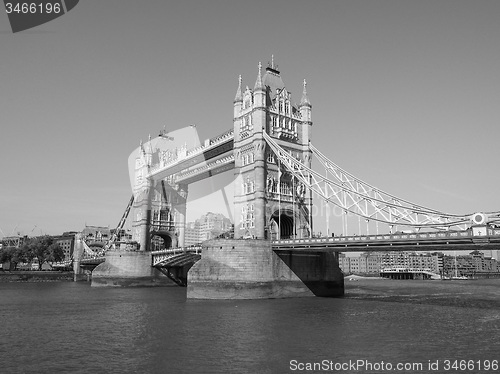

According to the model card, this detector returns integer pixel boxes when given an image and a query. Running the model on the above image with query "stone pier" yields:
[91,250,176,287]
[187,239,344,299]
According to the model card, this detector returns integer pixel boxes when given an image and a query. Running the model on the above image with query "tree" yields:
[22,236,64,270]
[0,246,27,270]
[45,242,64,264]
[0,246,14,267]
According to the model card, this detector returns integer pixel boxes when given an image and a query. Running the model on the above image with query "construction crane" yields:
[106,195,134,250]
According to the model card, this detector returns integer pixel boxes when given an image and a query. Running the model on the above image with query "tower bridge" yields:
[87,58,500,297]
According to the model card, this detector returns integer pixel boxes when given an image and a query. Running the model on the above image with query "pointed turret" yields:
[234,75,243,118]
[299,79,312,144]
[253,62,265,109]
[234,75,242,103]
[299,79,311,108]
[254,62,264,91]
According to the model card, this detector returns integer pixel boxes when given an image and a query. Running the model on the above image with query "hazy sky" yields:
[1,0,500,238]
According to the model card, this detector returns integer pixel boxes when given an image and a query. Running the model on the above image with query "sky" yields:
[1,0,500,238]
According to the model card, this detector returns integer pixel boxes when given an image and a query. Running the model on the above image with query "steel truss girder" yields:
[263,131,471,230]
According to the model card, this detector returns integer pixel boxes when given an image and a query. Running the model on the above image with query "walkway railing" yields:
[151,246,203,266]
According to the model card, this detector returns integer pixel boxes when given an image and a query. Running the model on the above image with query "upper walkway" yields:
[148,129,234,183]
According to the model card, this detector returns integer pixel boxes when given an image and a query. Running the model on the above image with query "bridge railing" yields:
[151,246,203,266]
[151,246,203,256]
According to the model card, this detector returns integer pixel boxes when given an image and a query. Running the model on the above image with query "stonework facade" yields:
[233,60,313,240]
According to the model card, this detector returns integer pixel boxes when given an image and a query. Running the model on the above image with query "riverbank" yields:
[0,271,74,282]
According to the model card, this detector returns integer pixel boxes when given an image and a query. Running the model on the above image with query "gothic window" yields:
[136,171,143,185]
[285,101,289,115]
[267,153,275,163]
[279,100,283,113]
[249,152,254,163]
[272,116,277,128]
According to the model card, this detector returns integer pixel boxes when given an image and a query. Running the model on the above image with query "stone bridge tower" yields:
[233,59,313,240]
[131,140,188,251]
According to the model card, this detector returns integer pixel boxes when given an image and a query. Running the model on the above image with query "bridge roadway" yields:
[272,226,500,252]
[91,226,500,270]
[151,226,500,262]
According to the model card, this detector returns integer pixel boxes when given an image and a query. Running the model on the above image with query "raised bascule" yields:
[88,58,500,297]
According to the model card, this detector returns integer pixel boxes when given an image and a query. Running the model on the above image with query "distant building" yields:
[1,235,27,248]
[339,252,382,275]
[81,225,111,244]
[443,251,500,277]
[340,251,447,276]
[184,213,232,246]
[184,222,199,247]
[380,251,442,274]
[341,250,500,278]
[52,232,77,261]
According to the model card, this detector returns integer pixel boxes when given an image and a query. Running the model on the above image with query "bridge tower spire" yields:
[234,75,243,118]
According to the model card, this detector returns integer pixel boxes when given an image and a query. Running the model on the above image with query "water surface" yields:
[1,279,499,373]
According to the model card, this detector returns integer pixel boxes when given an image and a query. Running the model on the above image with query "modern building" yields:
[184,213,232,246]
[1,235,27,248]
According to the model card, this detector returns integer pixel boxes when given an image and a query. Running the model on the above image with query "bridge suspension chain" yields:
[263,131,473,231]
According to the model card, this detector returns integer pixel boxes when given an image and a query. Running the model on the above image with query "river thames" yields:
[1,278,499,374]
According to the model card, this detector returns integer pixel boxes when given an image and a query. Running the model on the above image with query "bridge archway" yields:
[150,231,177,251]
[270,209,295,240]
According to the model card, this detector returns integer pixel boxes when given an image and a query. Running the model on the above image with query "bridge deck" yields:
[273,228,500,252]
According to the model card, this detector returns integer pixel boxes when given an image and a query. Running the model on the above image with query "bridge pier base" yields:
[91,250,176,287]
[187,239,344,299]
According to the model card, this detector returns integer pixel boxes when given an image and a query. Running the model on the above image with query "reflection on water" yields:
[1,279,499,374]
